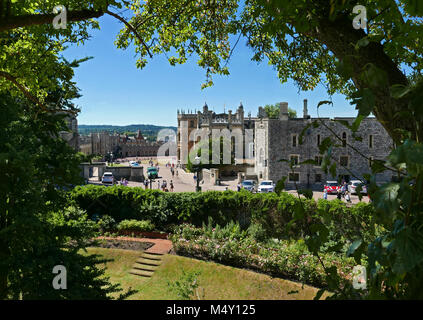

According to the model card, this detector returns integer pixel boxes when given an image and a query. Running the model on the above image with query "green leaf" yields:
[298,189,313,200]
[347,239,366,264]
[313,288,326,300]
[371,159,387,174]
[317,100,333,108]
[390,84,411,99]
[392,226,423,274]
[319,137,333,154]
[351,88,375,117]
[329,163,337,177]
[373,183,400,219]
[293,202,305,220]
[275,177,287,195]
[403,0,423,16]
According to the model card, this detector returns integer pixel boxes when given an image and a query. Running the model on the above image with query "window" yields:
[368,156,374,167]
[189,120,194,128]
[315,155,323,167]
[317,134,321,146]
[289,172,300,182]
[292,134,297,147]
[342,132,347,148]
[290,155,300,167]
[369,135,373,149]
[315,174,322,183]
[340,156,349,167]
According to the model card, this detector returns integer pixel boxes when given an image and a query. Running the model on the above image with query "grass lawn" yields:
[84,247,328,300]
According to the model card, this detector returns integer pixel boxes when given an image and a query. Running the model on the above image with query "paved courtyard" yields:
[89,157,370,204]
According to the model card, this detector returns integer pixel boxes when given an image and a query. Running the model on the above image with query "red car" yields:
[324,181,340,194]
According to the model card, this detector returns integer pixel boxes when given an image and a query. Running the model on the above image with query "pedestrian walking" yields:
[144,179,149,189]
[157,180,160,189]
[337,189,342,200]
[323,189,328,200]
[170,180,174,192]
[237,182,241,192]
[342,182,347,197]
[345,191,351,203]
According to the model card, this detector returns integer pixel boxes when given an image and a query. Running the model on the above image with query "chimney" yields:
[279,102,289,120]
[303,99,308,118]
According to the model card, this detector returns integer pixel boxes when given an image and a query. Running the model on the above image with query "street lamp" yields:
[194,156,201,192]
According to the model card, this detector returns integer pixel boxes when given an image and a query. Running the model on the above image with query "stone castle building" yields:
[177,100,394,187]
[79,129,164,158]
[177,102,258,164]
[255,100,394,188]
[59,115,79,151]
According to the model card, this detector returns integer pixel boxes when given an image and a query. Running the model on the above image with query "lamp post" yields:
[194,156,201,192]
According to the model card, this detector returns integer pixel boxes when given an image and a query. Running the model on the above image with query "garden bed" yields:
[115,230,169,239]
[88,239,155,251]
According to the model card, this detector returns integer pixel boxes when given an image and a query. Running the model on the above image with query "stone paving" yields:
[90,157,370,204]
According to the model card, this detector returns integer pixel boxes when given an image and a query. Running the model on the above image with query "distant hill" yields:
[78,124,177,141]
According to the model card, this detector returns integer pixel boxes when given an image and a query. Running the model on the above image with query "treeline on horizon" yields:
[78,124,177,140]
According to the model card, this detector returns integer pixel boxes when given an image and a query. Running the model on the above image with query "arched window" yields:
[342,132,347,148]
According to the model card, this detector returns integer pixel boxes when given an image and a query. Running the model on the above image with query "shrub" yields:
[70,185,377,243]
[170,223,356,288]
[96,215,116,233]
[117,219,155,232]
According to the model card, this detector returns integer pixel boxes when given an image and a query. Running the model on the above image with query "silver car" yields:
[348,180,367,194]
[242,180,257,192]
[257,180,275,193]
[102,172,115,184]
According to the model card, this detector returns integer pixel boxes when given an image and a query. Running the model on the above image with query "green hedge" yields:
[117,219,155,232]
[70,185,378,242]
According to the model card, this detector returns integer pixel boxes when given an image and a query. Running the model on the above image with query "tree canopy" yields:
[263,103,297,119]
[2,0,423,300]
[2,0,423,143]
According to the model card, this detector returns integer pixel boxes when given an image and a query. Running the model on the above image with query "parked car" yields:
[242,180,257,192]
[257,180,275,193]
[348,180,367,194]
[324,181,340,194]
[129,161,140,167]
[102,172,115,184]
[147,166,158,179]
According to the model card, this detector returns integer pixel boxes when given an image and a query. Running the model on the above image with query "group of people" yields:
[323,181,351,203]
[143,178,174,192]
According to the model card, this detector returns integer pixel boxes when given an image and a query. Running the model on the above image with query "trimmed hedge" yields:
[70,185,378,242]
[117,219,155,232]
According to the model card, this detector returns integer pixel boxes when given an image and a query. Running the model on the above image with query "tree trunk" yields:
[312,15,416,144]
[0,239,8,299]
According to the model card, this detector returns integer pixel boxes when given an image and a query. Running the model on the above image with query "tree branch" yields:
[0,9,104,32]
[0,70,78,116]
[0,70,47,110]
[105,9,153,58]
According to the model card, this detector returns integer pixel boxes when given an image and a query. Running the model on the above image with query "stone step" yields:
[129,269,154,277]
[136,258,162,266]
[141,253,163,260]
[132,263,159,272]
[144,251,165,256]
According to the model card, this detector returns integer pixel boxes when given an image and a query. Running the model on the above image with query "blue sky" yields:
[63,15,358,127]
